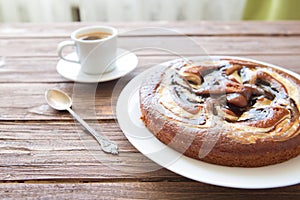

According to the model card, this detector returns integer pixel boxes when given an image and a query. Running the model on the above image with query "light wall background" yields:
[0,0,246,22]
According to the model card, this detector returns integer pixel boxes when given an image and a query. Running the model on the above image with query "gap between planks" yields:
[0,176,191,184]
[2,33,300,40]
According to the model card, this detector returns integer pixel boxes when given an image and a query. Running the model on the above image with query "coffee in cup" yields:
[57,26,117,75]
[77,32,112,41]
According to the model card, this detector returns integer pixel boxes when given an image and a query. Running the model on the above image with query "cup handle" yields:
[57,40,79,63]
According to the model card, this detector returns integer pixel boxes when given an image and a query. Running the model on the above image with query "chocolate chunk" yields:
[227,93,248,107]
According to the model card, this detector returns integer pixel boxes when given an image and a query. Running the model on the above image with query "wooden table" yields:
[0,21,299,199]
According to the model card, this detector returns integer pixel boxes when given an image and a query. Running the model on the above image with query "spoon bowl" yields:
[45,88,119,155]
[45,89,72,110]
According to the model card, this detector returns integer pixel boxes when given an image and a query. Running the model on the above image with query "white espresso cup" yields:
[57,26,117,75]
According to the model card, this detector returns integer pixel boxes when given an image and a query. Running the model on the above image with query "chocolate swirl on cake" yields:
[140,57,300,167]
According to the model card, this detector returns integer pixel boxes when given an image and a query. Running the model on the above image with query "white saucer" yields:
[56,48,138,83]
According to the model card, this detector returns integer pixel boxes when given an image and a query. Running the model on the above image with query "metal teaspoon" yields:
[45,88,119,155]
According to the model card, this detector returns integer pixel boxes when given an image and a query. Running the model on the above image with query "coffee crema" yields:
[77,31,112,41]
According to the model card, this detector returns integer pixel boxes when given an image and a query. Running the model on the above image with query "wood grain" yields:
[0,182,300,200]
[1,55,299,83]
[0,121,185,181]
[1,36,300,57]
[0,22,299,198]
[1,21,300,37]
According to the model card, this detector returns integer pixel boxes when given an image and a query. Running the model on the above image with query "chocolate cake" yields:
[139,57,300,167]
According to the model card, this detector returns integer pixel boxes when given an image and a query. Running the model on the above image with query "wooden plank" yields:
[1,21,300,37]
[0,83,73,120]
[0,182,299,200]
[0,58,64,83]
[1,36,300,57]
[0,121,185,181]
[0,82,126,120]
[1,120,300,183]
[1,55,299,83]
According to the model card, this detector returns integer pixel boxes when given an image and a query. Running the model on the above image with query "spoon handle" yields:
[66,107,119,155]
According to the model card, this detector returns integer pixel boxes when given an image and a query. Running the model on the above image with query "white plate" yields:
[116,56,300,189]
[57,48,138,83]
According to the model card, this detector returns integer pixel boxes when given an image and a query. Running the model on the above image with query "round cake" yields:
[139,57,300,167]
